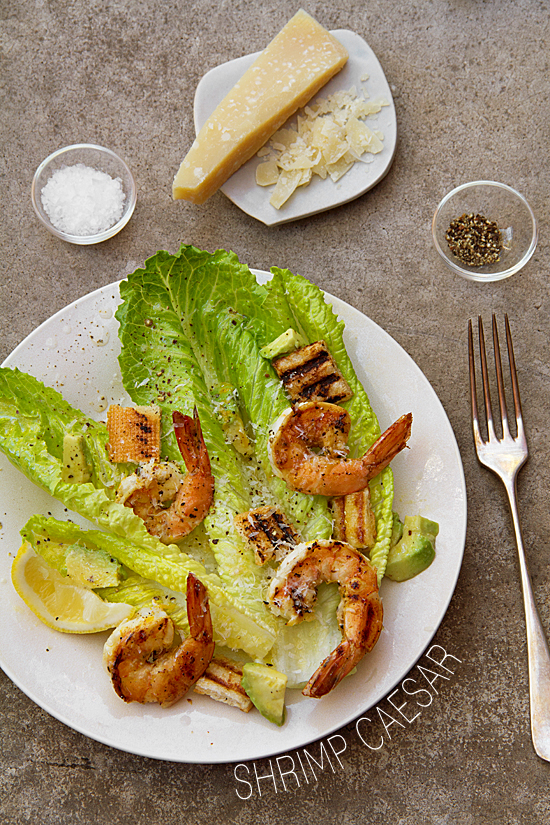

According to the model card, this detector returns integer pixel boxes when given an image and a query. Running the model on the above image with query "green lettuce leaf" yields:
[0,369,278,657]
[116,250,278,612]
[117,247,332,533]
[21,514,278,657]
[115,245,395,685]
[0,367,207,560]
[261,267,395,580]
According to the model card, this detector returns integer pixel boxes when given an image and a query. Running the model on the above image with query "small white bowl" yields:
[32,144,137,245]
[432,181,538,282]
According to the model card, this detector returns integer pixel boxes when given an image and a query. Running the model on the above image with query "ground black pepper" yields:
[445,213,502,266]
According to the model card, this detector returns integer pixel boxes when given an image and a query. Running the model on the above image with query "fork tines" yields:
[468,314,525,447]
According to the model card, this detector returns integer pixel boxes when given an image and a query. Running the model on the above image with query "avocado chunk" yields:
[260,328,307,359]
[241,663,287,726]
[65,543,122,588]
[61,434,92,484]
[390,511,404,548]
[385,515,439,582]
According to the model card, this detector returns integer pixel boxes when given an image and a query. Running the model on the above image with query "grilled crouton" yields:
[234,506,300,565]
[106,405,161,463]
[331,487,377,550]
[194,656,253,712]
[272,340,353,404]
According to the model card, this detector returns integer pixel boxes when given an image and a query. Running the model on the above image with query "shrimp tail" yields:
[361,412,412,477]
[302,640,356,698]
[304,587,383,698]
[173,408,211,476]
[186,572,213,642]
[164,573,214,707]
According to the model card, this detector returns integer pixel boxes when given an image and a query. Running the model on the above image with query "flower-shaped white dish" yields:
[193,30,397,225]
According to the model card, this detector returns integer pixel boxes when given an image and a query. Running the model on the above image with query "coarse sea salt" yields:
[41,163,125,236]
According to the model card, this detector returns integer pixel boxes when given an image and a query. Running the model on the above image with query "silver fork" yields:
[469,315,550,761]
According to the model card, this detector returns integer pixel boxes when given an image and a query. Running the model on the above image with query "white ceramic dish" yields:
[193,30,397,225]
[0,275,465,763]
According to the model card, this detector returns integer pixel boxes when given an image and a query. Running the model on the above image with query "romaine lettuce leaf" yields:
[0,366,191,559]
[0,369,278,657]
[117,247,333,538]
[21,514,278,657]
[262,267,395,580]
[116,250,277,610]
[202,259,394,579]
[115,245,395,685]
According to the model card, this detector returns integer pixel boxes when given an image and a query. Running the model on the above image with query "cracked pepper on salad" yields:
[1,245,438,726]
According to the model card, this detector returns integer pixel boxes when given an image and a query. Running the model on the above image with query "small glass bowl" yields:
[432,181,537,282]
[31,144,137,245]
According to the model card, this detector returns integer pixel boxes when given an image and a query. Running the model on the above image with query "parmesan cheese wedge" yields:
[172,9,348,204]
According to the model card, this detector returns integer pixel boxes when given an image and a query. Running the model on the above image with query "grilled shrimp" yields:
[268,539,383,698]
[268,401,412,497]
[117,409,214,542]
[103,573,214,707]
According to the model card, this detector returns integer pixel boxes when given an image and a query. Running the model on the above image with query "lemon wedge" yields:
[11,543,134,633]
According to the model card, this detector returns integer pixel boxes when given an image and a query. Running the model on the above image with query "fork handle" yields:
[505,477,550,761]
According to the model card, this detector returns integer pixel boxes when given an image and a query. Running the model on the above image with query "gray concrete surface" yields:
[1,0,549,823]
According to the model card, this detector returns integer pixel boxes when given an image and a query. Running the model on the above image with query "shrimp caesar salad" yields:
[0,245,439,726]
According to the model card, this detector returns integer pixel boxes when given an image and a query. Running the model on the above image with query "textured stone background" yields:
[1,1,549,822]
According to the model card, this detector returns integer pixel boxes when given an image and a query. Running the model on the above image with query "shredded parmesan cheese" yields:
[255,86,389,209]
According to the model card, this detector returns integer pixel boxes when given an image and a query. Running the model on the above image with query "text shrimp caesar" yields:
[233,645,462,799]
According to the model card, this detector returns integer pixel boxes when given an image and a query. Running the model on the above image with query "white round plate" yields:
[193,30,397,226]
[0,275,466,763]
